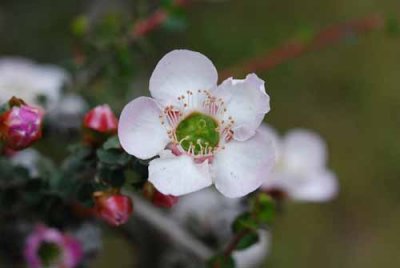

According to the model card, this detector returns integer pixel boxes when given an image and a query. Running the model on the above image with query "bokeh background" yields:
[1,0,399,267]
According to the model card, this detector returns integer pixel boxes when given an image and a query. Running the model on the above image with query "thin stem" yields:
[220,14,385,80]
[131,0,190,39]
[223,229,250,257]
[125,193,213,261]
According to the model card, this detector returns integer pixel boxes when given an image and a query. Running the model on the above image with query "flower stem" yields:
[124,193,213,260]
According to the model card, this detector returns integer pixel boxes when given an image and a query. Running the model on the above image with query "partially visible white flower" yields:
[119,50,276,198]
[171,188,271,267]
[10,148,41,177]
[233,230,271,268]
[70,222,102,256]
[49,93,88,129]
[261,125,338,202]
[0,57,68,109]
[171,188,244,242]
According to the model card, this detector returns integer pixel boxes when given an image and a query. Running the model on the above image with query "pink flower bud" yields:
[94,191,133,226]
[83,104,118,145]
[83,104,118,133]
[24,224,83,268]
[0,104,44,150]
[143,182,179,208]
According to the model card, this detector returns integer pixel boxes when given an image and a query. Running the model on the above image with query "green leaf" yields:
[253,193,275,224]
[103,135,121,150]
[71,15,89,37]
[207,254,235,268]
[98,167,125,188]
[232,212,258,234]
[124,169,147,190]
[96,148,131,167]
[236,231,259,250]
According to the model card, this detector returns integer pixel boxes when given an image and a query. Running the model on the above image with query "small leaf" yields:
[207,254,235,268]
[236,231,259,250]
[253,193,275,224]
[96,148,131,167]
[103,135,121,150]
[232,212,258,234]
[98,167,125,188]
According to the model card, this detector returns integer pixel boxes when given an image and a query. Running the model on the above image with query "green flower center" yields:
[175,112,220,155]
[38,242,61,267]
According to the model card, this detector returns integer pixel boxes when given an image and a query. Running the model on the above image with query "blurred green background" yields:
[1,0,400,267]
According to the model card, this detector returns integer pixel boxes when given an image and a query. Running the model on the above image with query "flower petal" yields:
[149,50,218,105]
[287,170,338,202]
[148,150,212,196]
[257,124,281,159]
[118,97,169,159]
[214,74,270,141]
[282,129,327,172]
[213,127,277,198]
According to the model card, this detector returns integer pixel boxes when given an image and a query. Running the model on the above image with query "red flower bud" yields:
[83,105,118,145]
[94,191,133,226]
[83,105,118,133]
[0,104,44,150]
[153,191,179,208]
[143,182,179,208]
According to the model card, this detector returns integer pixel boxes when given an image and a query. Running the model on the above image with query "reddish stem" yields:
[220,14,385,80]
[223,229,250,257]
[132,0,190,38]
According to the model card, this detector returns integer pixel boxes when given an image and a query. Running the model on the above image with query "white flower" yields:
[49,93,88,129]
[0,57,67,109]
[171,188,270,268]
[261,125,338,202]
[10,148,41,178]
[232,230,270,268]
[171,188,244,242]
[119,50,276,198]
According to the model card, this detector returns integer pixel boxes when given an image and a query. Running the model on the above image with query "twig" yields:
[220,14,386,80]
[125,193,213,260]
[223,229,250,257]
[131,0,190,39]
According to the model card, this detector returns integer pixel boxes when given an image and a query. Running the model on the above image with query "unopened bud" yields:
[83,104,118,145]
[143,182,178,208]
[0,100,44,150]
[93,191,133,226]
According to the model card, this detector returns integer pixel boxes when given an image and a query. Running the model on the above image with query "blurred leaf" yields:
[76,182,96,207]
[161,0,175,9]
[163,15,187,32]
[207,254,235,268]
[232,212,258,234]
[236,231,259,250]
[71,15,89,37]
[252,193,275,224]
[98,166,125,188]
[63,144,94,172]
[103,135,121,150]
[96,148,131,167]
[125,169,147,190]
